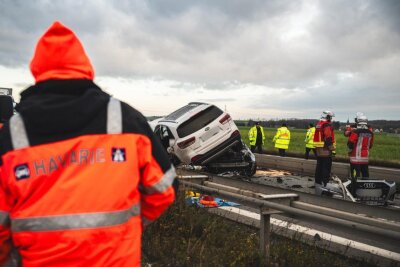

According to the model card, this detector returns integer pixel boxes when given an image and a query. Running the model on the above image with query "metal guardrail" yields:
[205,181,400,233]
[255,154,400,182]
[207,174,400,222]
[179,178,400,265]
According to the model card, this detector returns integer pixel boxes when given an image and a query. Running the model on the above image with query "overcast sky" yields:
[1,0,399,122]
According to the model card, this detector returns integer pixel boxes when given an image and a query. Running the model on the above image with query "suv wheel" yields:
[242,162,257,177]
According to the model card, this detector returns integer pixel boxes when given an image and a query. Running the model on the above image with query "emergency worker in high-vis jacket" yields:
[313,111,335,189]
[272,123,290,157]
[304,123,316,159]
[0,21,175,267]
[248,121,265,153]
[347,114,374,194]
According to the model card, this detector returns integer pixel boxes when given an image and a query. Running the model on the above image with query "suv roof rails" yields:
[188,102,208,105]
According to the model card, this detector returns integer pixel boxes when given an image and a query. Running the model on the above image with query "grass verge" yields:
[239,126,400,166]
[142,193,377,267]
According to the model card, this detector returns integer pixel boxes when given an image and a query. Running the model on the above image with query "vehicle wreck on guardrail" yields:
[149,102,256,176]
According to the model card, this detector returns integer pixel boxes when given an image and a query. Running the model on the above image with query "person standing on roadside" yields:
[313,111,335,191]
[347,114,374,195]
[304,123,316,159]
[0,21,175,267]
[344,112,364,137]
[248,121,265,153]
[0,95,13,129]
[272,123,290,157]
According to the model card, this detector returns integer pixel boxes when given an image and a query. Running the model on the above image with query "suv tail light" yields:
[191,155,202,163]
[231,130,240,137]
[177,136,196,149]
[219,114,231,125]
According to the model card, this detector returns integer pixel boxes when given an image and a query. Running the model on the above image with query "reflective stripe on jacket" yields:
[313,120,335,147]
[348,128,374,164]
[0,98,175,267]
[305,127,315,148]
[272,127,290,149]
[313,120,335,157]
[248,125,265,146]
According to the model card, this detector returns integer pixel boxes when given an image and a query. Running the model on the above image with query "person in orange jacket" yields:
[0,21,176,267]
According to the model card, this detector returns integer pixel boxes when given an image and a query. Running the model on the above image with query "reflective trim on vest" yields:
[9,113,30,149]
[11,203,140,232]
[248,127,256,145]
[275,143,289,149]
[0,211,10,226]
[248,126,264,146]
[142,165,176,194]
[9,97,123,150]
[349,157,369,163]
[314,141,324,147]
[305,128,315,148]
[356,134,363,159]
[350,132,371,164]
[274,128,290,149]
[107,97,122,134]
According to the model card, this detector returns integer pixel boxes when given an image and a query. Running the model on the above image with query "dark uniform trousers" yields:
[315,157,332,186]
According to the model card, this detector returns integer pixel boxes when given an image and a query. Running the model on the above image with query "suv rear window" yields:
[177,106,223,138]
[164,103,200,121]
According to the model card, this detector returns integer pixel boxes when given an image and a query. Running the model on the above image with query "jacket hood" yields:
[30,21,94,83]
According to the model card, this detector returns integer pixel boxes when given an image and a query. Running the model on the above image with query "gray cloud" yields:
[0,0,399,120]
[197,98,236,103]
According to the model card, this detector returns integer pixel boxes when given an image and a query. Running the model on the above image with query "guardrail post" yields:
[260,209,271,265]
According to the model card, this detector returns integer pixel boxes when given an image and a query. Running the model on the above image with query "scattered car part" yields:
[315,175,396,206]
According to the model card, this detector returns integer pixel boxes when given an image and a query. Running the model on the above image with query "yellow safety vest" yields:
[273,127,290,149]
[248,125,265,146]
[305,127,315,148]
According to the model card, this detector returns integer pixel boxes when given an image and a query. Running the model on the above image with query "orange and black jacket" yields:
[0,80,176,266]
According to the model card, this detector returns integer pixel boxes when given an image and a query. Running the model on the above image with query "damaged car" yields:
[150,102,256,176]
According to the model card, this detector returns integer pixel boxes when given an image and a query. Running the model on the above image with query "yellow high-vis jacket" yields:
[305,127,316,148]
[248,125,265,146]
[273,126,290,149]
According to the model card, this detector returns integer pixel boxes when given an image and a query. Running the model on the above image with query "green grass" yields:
[142,193,377,267]
[239,126,400,165]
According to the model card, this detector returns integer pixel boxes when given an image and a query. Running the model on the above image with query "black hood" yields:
[17,79,110,135]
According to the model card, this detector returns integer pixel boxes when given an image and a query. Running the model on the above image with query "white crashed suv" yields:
[151,102,256,176]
